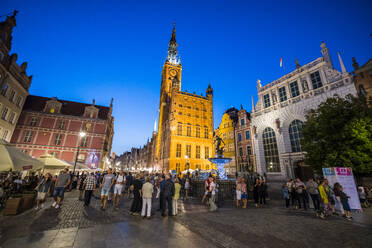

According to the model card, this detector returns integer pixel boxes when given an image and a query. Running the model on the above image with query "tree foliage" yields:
[301,94,372,174]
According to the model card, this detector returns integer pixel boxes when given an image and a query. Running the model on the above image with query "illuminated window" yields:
[196,126,200,138]
[310,71,323,89]
[262,127,280,172]
[2,130,9,140]
[205,146,209,159]
[176,144,181,158]
[186,124,191,137]
[24,130,33,143]
[177,123,182,135]
[289,120,304,152]
[204,127,208,139]
[54,133,62,145]
[196,145,200,159]
[186,145,191,158]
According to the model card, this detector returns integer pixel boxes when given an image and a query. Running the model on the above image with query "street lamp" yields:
[73,131,86,174]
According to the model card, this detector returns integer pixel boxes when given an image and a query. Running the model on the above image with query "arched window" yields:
[262,127,280,172]
[289,120,304,152]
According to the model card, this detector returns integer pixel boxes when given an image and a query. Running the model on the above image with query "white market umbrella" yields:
[37,154,72,170]
[0,140,44,172]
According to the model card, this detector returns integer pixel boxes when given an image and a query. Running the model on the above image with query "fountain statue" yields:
[208,135,232,180]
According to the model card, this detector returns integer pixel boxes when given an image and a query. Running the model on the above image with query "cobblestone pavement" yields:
[0,190,371,248]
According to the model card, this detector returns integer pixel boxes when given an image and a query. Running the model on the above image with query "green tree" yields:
[301,94,372,174]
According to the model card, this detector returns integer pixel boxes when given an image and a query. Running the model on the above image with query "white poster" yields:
[322,167,362,210]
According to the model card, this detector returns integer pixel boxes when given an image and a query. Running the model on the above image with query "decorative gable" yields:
[84,99,99,119]
[44,97,62,114]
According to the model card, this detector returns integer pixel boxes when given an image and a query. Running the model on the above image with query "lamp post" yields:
[73,131,86,174]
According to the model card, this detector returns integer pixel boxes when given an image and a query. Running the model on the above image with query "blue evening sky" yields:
[2,0,371,155]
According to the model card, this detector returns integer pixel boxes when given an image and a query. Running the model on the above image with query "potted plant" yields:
[3,194,23,215]
[21,190,36,212]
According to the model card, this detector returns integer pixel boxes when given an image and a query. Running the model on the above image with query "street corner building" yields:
[155,24,214,173]
[251,42,356,181]
[0,11,32,142]
[10,95,114,169]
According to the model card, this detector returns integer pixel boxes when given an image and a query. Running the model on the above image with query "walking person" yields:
[173,178,181,216]
[258,179,266,206]
[130,174,143,215]
[184,178,190,200]
[339,186,352,220]
[141,177,153,219]
[236,177,242,208]
[253,178,260,208]
[100,168,115,211]
[78,173,86,201]
[209,177,217,211]
[113,170,125,210]
[281,182,290,208]
[201,176,211,204]
[83,172,97,207]
[35,173,52,210]
[161,174,174,217]
[295,178,307,210]
[52,168,71,209]
[306,178,320,215]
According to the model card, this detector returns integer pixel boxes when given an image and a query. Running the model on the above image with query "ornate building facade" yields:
[156,25,214,173]
[234,107,256,173]
[251,42,356,180]
[352,57,372,100]
[10,95,114,169]
[0,11,32,142]
[214,108,238,176]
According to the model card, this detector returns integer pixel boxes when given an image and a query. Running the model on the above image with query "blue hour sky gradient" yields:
[2,0,371,155]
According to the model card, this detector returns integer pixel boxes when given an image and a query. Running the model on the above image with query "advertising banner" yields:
[322,167,362,210]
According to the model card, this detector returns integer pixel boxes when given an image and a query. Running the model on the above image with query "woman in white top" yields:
[209,178,217,211]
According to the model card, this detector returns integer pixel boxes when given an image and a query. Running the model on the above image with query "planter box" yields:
[21,194,36,212]
[3,197,23,215]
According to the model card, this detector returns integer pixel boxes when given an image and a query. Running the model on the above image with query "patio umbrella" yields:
[37,154,72,170]
[0,140,44,172]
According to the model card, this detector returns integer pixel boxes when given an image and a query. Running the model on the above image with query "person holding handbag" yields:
[35,173,52,210]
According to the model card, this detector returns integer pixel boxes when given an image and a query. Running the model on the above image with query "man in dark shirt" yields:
[161,174,175,217]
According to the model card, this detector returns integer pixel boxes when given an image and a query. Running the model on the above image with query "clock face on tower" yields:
[169,69,177,77]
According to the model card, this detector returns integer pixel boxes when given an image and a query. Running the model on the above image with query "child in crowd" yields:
[339,186,352,220]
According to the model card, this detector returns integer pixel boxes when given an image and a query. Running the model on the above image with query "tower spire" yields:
[337,52,347,74]
[251,95,255,113]
[166,22,179,65]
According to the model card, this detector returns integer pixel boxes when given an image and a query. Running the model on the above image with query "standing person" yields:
[113,170,125,210]
[184,178,190,200]
[201,177,211,204]
[126,172,133,199]
[83,172,97,207]
[318,179,332,219]
[158,175,165,211]
[173,178,181,216]
[287,179,296,208]
[295,178,307,210]
[52,168,71,209]
[236,177,242,208]
[281,182,290,208]
[253,178,260,208]
[241,178,248,209]
[35,173,52,210]
[161,174,175,217]
[100,168,115,211]
[333,182,345,216]
[306,178,320,215]
[209,177,217,211]
[130,174,143,215]
[141,177,154,219]
[78,174,86,201]
[339,186,352,220]
[258,179,266,206]
[324,179,337,215]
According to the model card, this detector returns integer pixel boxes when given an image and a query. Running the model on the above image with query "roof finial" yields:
[337,52,347,74]
[170,22,176,43]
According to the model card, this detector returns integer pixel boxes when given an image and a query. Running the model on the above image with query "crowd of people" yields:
[281,177,371,220]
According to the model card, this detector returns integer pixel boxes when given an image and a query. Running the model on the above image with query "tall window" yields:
[262,127,280,172]
[238,133,242,142]
[54,133,62,145]
[241,118,245,126]
[58,120,65,129]
[1,84,8,96]
[279,87,287,102]
[290,81,300,97]
[204,127,208,139]
[1,107,8,120]
[2,130,9,140]
[247,146,252,155]
[196,126,200,138]
[205,146,209,159]
[176,144,181,157]
[186,124,191,137]
[289,120,304,152]
[81,137,88,147]
[176,163,180,174]
[239,147,243,156]
[30,117,37,126]
[264,94,271,108]
[8,112,15,124]
[9,90,15,102]
[196,145,201,158]
[186,145,191,158]
[24,130,33,143]
[16,96,22,107]
[310,71,323,89]
[177,123,182,136]
[245,131,250,140]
